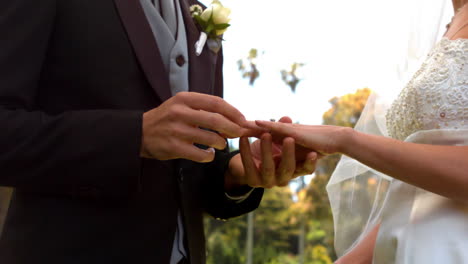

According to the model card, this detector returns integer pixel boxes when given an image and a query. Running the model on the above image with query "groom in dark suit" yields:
[0,0,316,263]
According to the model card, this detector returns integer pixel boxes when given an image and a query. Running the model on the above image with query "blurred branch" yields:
[281,62,304,93]
[238,48,261,86]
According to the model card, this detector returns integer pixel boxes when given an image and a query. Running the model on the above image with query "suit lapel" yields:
[114,0,172,102]
[180,0,217,95]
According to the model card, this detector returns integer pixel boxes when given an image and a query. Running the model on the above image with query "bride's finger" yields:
[256,120,311,148]
[269,116,293,144]
[256,120,296,136]
[239,121,269,138]
[239,137,262,187]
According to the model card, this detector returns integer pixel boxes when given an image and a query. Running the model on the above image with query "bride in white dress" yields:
[254,0,468,263]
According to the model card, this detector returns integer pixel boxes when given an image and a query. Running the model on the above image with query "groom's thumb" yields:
[278,116,293,124]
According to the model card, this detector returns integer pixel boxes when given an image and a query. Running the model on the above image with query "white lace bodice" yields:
[386,38,468,140]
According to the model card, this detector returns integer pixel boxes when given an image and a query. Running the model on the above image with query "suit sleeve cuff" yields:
[224,186,255,203]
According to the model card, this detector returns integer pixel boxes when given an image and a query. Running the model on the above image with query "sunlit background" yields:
[212,0,415,190]
[218,0,410,122]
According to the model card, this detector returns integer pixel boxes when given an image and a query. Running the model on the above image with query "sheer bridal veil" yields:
[325,0,453,257]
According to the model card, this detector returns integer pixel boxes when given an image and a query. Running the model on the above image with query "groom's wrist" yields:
[224,153,245,190]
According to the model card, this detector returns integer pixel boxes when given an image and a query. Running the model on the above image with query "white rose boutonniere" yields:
[190,0,231,56]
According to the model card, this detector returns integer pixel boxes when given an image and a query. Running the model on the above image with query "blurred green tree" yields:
[303,87,372,261]
[205,187,299,264]
[207,53,371,263]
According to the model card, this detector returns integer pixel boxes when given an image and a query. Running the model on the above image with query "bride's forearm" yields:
[341,130,468,201]
[335,224,379,264]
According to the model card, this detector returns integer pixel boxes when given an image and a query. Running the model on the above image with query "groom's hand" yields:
[140,92,248,163]
[225,117,318,190]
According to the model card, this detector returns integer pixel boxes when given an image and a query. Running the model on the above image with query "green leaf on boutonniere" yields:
[194,15,208,29]
[214,23,230,30]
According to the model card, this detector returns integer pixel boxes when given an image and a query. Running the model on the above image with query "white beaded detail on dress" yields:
[386,38,468,140]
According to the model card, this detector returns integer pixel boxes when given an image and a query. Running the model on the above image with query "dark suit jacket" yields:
[0,0,263,263]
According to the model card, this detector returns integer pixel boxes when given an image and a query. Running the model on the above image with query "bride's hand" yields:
[255,120,354,155]
[226,117,319,190]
